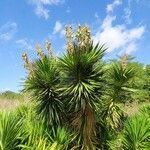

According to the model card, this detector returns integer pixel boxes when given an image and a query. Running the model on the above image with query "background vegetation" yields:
[0,25,150,150]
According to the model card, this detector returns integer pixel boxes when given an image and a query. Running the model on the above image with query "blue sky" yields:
[0,0,150,92]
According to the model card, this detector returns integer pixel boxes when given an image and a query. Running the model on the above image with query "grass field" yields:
[0,91,25,110]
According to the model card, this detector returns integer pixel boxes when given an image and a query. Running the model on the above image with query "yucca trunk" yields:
[82,104,95,149]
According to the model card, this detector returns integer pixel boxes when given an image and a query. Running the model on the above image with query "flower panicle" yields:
[76,25,91,47]
[45,40,53,57]
[65,25,91,54]
[65,25,74,54]
[22,53,33,72]
[120,54,128,70]
[35,43,45,59]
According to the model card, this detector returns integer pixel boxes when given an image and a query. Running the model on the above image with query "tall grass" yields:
[0,91,27,110]
[0,91,22,100]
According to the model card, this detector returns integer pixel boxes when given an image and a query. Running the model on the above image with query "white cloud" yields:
[106,0,122,13]
[53,21,62,33]
[94,12,99,19]
[93,15,145,54]
[53,21,65,36]
[93,0,145,54]
[123,0,146,25]
[124,8,132,24]
[125,43,136,54]
[37,0,61,5]
[102,15,116,29]
[29,0,63,19]
[0,22,17,41]
[123,0,132,24]
[35,4,49,19]
[16,39,33,50]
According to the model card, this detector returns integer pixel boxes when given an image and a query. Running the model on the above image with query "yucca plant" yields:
[14,103,55,150]
[59,26,106,149]
[108,113,150,150]
[102,101,124,131]
[49,126,76,150]
[21,25,144,150]
[109,63,135,103]
[96,55,137,149]
[103,55,136,130]
[140,104,150,117]
[15,103,51,150]
[21,120,49,150]
[0,111,24,150]
[122,113,150,150]
[108,134,123,150]
[23,55,64,127]
[22,136,63,150]
[96,99,124,149]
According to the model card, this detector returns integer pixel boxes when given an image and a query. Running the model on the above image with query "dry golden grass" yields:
[0,99,21,110]
[124,101,140,117]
